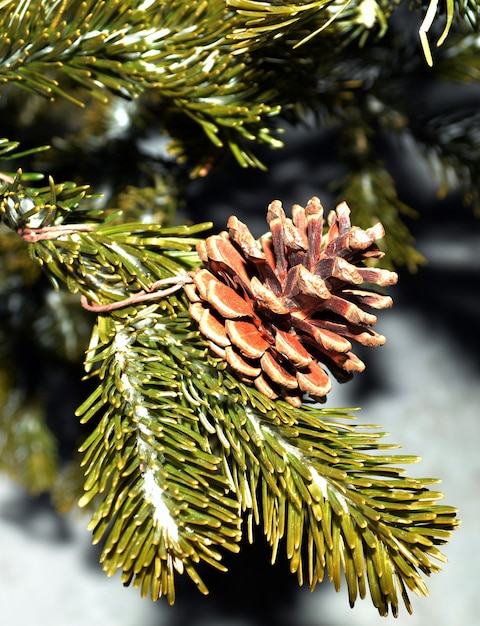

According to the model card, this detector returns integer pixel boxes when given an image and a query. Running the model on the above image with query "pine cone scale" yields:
[343,289,393,310]
[251,276,290,314]
[228,215,265,261]
[323,294,378,326]
[205,234,250,287]
[296,362,331,397]
[198,307,230,348]
[267,205,289,282]
[356,267,398,287]
[254,374,279,400]
[225,319,270,359]
[274,329,312,368]
[305,198,324,267]
[206,279,253,319]
[284,265,330,302]
[225,346,261,379]
[227,223,283,295]
[316,320,386,347]
[289,315,351,354]
[260,352,298,389]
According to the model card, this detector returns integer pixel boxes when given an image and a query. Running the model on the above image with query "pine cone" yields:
[185,197,398,406]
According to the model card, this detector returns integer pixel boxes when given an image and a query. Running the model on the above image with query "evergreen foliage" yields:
[0,181,459,614]
[0,0,472,617]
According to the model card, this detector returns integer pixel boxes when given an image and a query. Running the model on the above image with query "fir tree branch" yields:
[213,395,457,616]
[0,167,91,232]
[0,0,282,167]
[228,0,458,61]
[76,308,242,603]
[75,293,458,614]
[1,182,459,614]
[227,0,401,50]
[227,0,345,49]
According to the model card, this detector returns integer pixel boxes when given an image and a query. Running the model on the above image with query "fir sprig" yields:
[0,1,469,614]
[0,169,91,232]
[78,304,240,602]
[1,183,459,615]
[227,0,404,50]
[0,0,282,168]
[228,0,457,60]
[77,295,458,614]
[227,0,343,49]
[77,307,242,603]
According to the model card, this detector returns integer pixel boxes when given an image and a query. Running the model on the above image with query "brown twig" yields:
[80,275,194,312]
[17,224,96,242]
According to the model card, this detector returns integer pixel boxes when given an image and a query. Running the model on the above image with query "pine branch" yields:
[78,306,458,614]
[228,0,458,61]
[227,0,402,49]
[0,0,463,175]
[213,396,456,616]
[76,307,242,603]
[0,168,91,230]
[1,180,459,615]
[227,0,344,49]
[0,0,282,168]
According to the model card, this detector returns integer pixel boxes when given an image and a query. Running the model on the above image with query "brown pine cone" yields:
[185,197,398,407]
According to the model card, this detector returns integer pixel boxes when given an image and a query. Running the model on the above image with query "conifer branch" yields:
[227,0,343,49]
[0,6,472,617]
[0,0,282,167]
[215,397,456,616]
[227,0,399,50]
[76,308,242,603]
[0,179,459,615]
[74,296,459,615]
[228,0,459,59]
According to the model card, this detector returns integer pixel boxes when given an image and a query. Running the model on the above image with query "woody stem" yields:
[81,275,194,312]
